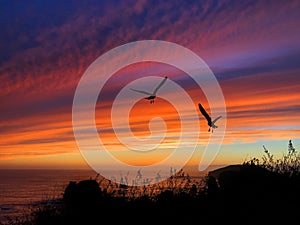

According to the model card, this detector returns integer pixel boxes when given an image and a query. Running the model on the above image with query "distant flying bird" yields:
[130,76,168,104]
[198,103,222,132]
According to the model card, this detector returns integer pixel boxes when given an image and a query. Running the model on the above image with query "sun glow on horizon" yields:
[1,0,300,170]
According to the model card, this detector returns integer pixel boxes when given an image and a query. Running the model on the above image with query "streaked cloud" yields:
[1,0,300,167]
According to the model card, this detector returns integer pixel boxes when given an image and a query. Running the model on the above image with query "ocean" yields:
[0,169,97,222]
[0,166,216,223]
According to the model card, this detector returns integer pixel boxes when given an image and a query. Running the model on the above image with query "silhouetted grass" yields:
[244,139,300,177]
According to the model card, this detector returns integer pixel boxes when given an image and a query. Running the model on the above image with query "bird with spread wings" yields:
[130,76,168,104]
[198,103,222,132]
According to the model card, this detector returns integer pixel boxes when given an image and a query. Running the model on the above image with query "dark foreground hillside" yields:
[2,141,300,225]
[3,163,299,225]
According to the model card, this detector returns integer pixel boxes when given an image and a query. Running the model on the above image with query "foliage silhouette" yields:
[2,140,300,225]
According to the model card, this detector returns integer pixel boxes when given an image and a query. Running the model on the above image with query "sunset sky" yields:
[1,0,300,171]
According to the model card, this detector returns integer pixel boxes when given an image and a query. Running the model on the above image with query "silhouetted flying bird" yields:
[130,76,168,104]
[198,103,222,132]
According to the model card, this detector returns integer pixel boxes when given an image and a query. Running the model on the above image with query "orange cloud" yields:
[1,0,300,168]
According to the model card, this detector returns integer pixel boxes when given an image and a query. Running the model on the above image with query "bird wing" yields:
[153,76,168,95]
[130,88,152,96]
[198,103,211,123]
[212,116,222,124]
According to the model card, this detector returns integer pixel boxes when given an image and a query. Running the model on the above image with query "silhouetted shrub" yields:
[63,179,103,207]
[244,139,300,178]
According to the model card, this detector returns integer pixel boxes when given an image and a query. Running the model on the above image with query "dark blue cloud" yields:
[213,50,300,80]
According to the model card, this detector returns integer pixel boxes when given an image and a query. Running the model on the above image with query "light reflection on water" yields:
[0,167,211,222]
[0,169,97,221]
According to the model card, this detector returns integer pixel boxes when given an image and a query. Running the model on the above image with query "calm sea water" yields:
[0,169,97,221]
[0,166,218,222]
